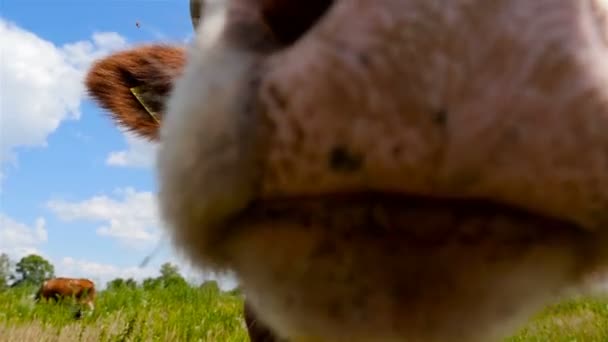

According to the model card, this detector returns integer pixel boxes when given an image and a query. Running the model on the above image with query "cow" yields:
[35,277,96,317]
[85,0,608,341]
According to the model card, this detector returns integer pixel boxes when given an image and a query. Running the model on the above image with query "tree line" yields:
[0,253,54,288]
[0,253,236,295]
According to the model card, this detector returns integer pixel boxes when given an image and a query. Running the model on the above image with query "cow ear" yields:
[85,44,186,141]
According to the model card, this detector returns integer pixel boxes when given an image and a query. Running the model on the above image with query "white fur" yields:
[193,0,227,50]
[157,0,260,266]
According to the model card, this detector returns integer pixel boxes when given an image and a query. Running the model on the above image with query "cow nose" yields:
[157,0,340,267]
[259,0,334,46]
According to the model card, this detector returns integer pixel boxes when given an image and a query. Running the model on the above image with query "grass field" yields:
[0,284,248,342]
[1,284,607,341]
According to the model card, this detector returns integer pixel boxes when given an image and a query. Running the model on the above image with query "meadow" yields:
[1,284,607,342]
[0,284,248,342]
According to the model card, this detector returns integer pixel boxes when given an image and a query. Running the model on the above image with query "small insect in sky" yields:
[135,21,141,29]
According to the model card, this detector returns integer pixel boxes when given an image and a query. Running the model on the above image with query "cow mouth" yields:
[217,190,599,275]
[224,192,592,254]
[166,0,603,280]
[216,191,599,340]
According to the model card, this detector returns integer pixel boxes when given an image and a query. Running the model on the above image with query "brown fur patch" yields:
[85,45,186,140]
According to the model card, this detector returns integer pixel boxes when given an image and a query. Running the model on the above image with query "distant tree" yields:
[107,278,125,290]
[200,280,220,295]
[124,278,138,289]
[140,262,193,290]
[159,262,188,288]
[11,254,54,287]
[0,253,10,290]
[142,277,161,290]
[164,275,188,288]
[107,277,137,290]
[159,262,180,279]
[226,286,243,297]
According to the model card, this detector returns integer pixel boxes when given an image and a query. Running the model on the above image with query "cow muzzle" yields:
[157,0,608,340]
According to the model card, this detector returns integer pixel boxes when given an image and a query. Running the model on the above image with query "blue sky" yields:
[0,0,236,289]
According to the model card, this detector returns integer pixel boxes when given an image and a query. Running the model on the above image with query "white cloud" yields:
[47,187,160,248]
[0,214,48,259]
[62,31,127,70]
[0,18,127,174]
[106,132,158,169]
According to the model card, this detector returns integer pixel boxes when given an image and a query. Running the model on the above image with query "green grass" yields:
[507,294,608,342]
[0,284,248,341]
[1,285,607,341]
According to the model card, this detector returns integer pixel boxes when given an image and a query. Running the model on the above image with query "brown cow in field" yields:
[86,0,608,341]
[35,277,96,312]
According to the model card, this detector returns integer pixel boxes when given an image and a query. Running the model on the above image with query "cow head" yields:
[86,0,608,341]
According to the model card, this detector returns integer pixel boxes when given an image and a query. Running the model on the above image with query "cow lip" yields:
[217,192,601,341]
[214,190,601,339]
[220,191,591,254]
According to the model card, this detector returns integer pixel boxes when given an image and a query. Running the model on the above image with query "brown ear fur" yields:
[85,45,186,141]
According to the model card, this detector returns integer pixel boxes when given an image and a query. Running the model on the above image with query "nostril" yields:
[261,0,334,46]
